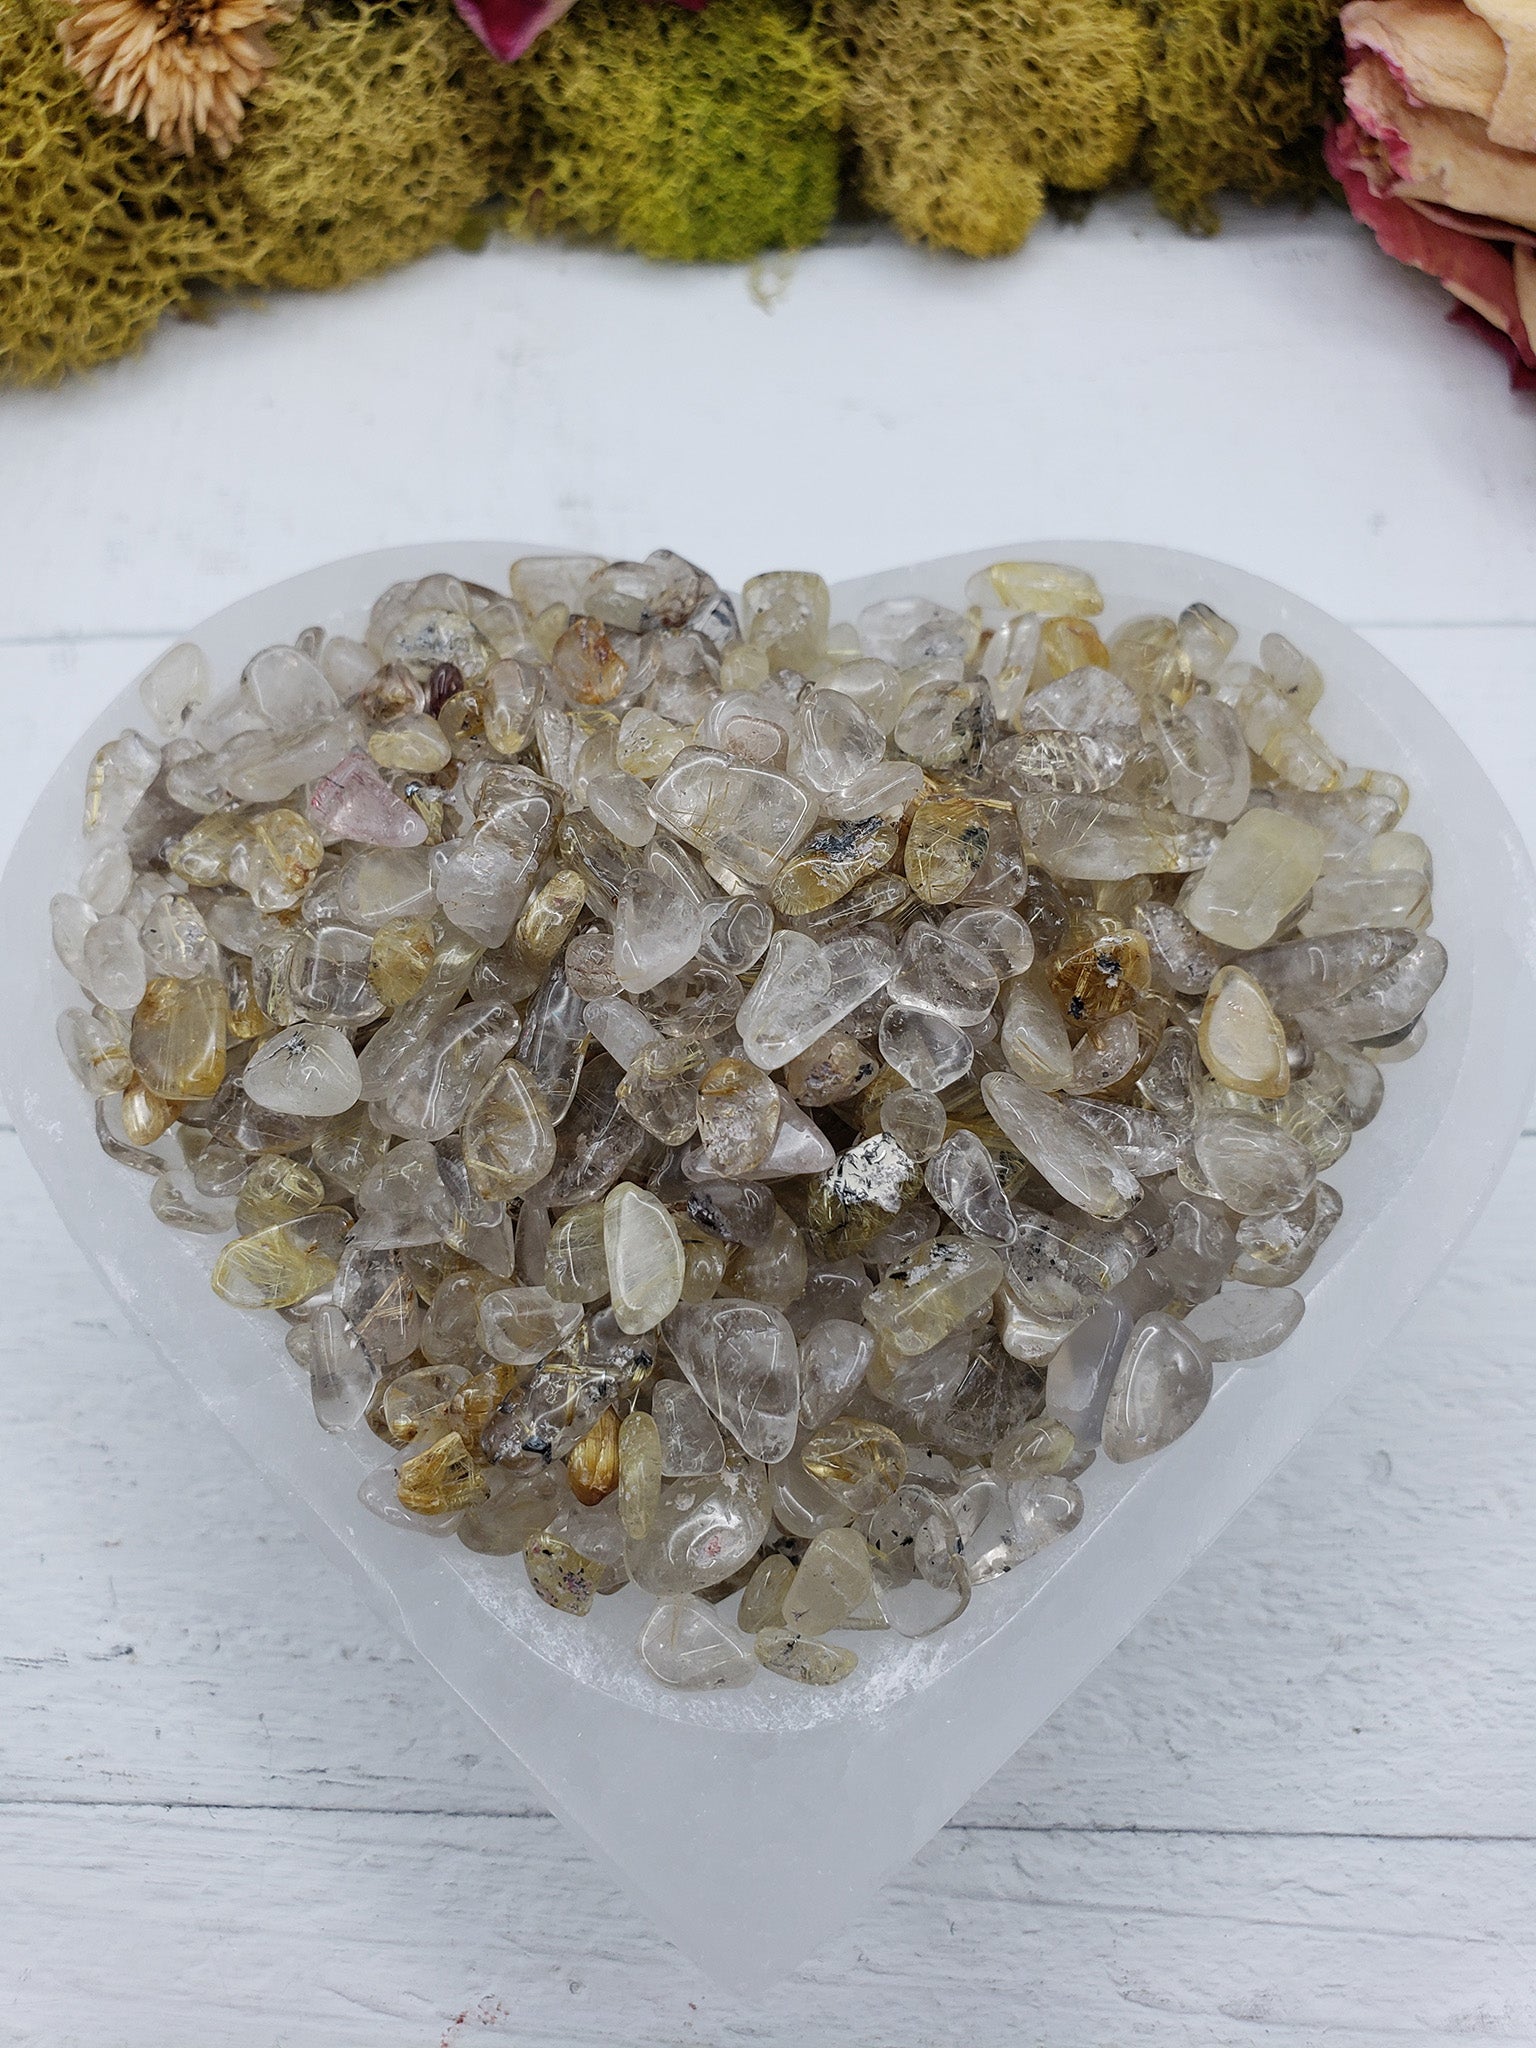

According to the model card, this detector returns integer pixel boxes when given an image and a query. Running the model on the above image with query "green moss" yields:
[823,0,1151,258]
[232,2,506,292]
[506,0,843,262]
[1140,0,1343,232]
[0,0,251,384]
[0,0,1346,385]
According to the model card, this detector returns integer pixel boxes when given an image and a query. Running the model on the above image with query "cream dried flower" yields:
[59,0,294,160]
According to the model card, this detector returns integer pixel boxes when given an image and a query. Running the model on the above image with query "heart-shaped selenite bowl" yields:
[3,542,1532,1993]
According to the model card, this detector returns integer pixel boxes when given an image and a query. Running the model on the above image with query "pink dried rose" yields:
[1330,0,1536,385]
[454,0,706,62]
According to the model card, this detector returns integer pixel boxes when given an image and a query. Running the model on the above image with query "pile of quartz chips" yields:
[53,550,1446,1692]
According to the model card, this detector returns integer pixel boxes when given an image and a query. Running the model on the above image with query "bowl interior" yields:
[4,540,1532,1744]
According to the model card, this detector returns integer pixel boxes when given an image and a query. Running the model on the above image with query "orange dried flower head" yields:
[59,0,293,160]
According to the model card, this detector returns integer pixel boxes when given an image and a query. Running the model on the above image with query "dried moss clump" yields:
[0,0,252,384]
[230,2,507,292]
[1140,0,1343,231]
[505,0,843,262]
[823,0,1152,258]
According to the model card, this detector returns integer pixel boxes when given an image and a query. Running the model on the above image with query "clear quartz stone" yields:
[982,1071,1141,1219]
[666,1299,800,1464]
[244,1023,361,1117]
[1101,1312,1213,1463]
[736,929,893,1070]
[638,1596,757,1688]
[1184,1283,1305,1362]
[652,1379,726,1477]
[140,641,211,733]
[878,1005,974,1093]
[782,1527,874,1636]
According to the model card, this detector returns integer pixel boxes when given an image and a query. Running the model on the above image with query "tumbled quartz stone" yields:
[667,1299,800,1464]
[784,1031,879,1108]
[696,1055,781,1176]
[456,1465,565,1557]
[652,1379,726,1478]
[888,924,998,1028]
[1293,936,1447,1046]
[639,1595,757,1689]
[736,929,892,1071]
[1192,1113,1315,1216]
[140,894,218,981]
[479,1286,583,1366]
[1101,1312,1213,1464]
[211,1217,340,1310]
[616,1410,663,1539]
[1047,930,1151,1024]
[83,728,160,839]
[625,1452,773,1594]
[878,1005,974,1094]
[309,751,427,848]
[461,1057,555,1201]
[993,1415,1079,1478]
[243,1023,361,1117]
[801,1418,906,1513]
[754,1627,858,1686]
[140,641,210,733]
[1232,1182,1343,1286]
[904,798,992,904]
[1182,808,1327,950]
[59,1007,134,1097]
[647,753,813,886]
[1244,926,1415,1015]
[130,974,228,1100]
[82,913,147,1012]
[771,817,900,917]
[999,970,1075,1091]
[305,1302,379,1433]
[783,1527,874,1636]
[1184,1283,1304,1362]
[1198,966,1291,1099]
[603,1182,685,1335]
[968,559,1102,619]
[234,1152,324,1234]
[544,1201,610,1302]
[737,1554,794,1634]
[982,1072,1141,1220]
[880,1088,947,1162]
[792,1319,872,1433]
[863,1239,1004,1357]
[966,1474,1085,1581]
[925,1130,1016,1243]
[524,1533,602,1615]
[566,1407,621,1506]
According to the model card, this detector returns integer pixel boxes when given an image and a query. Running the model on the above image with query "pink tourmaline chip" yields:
[308,751,428,848]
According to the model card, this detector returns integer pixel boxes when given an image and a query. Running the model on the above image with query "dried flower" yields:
[59,0,293,160]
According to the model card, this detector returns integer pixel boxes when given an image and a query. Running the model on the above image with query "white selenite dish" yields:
[3,541,1532,1994]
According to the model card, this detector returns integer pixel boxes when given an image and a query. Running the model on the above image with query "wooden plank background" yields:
[1,196,1533,2046]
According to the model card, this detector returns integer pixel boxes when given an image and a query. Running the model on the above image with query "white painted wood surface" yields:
[1,196,1533,2045]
